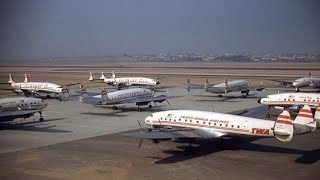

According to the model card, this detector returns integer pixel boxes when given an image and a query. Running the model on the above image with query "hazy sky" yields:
[0,0,319,57]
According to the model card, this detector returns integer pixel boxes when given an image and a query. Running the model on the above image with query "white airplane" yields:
[268,72,320,92]
[0,97,48,122]
[89,71,160,89]
[3,74,73,100]
[79,85,175,111]
[187,78,264,98]
[123,105,319,148]
[258,92,320,118]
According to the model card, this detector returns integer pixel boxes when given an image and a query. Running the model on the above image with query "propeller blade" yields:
[137,120,143,131]
[138,138,143,148]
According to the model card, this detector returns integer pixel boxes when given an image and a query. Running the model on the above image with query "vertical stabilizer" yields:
[61,88,70,101]
[89,72,94,81]
[204,78,209,90]
[224,77,229,93]
[101,88,109,103]
[80,85,88,98]
[294,105,316,132]
[314,105,320,127]
[186,78,191,92]
[8,74,14,83]
[24,74,28,82]
[100,72,106,80]
[273,110,293,142]
[111,71,116,78]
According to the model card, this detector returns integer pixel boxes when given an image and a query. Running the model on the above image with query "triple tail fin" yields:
[186,78,191,92]
[101,88,109,102]
[24,74,28,82]
[89,72,94,81]
[8,74,14,83]
[224,77,229,93]
[273,110,293,142]
[314,105,320,128]
[111,71,116,78]
[80,84,88,98]
[204,78,209,90]
[100,72,106,80]
[61,88,70,101]
[293,105,316,132]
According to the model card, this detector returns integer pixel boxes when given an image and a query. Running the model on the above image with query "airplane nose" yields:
[145,115,154,124]
[292,82,298,87]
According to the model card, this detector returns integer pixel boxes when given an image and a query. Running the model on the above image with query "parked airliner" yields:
[0,97,48,122]
[258,92,320,118]
[123,105,318,148]
[187,78,264,98]
[269,72,320,92]
[79,85,174,111]
[89,71,160,89]
[3,74,73,101]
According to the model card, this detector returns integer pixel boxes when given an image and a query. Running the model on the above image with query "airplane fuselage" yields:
[292,77,320,89]
[80,88,153,105]
[206,80,250,94]
[145,110,275,138]
[258,93,320,108]
[11,82,63,94]
[103,77,159,87]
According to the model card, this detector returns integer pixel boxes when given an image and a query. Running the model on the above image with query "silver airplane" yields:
[268,72,320,92]
[0,97,48,122]
[187,78,264,98]
[79,85,177,111]
[1,74,76,100]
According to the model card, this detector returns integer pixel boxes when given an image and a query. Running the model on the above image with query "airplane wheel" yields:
[46,94,50,98]
[266,114,270,118]
[39,117,44,122]
[149,105,152,108]
[112,106,118,110]
[218,95,222,98]
[137,107,142,112]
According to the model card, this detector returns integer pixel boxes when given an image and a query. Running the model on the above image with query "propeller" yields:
[137,120,144,148]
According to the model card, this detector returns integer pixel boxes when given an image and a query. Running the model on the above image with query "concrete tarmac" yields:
[0,86,319,180]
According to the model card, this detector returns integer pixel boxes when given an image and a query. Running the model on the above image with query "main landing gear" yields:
[266,106,271,118]
[112,106,118,110]
[137,106,143,112]
[39,112,44,122]
[218,94,223,98]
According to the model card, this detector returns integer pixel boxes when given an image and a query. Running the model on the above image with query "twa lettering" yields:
[251,128,270,135]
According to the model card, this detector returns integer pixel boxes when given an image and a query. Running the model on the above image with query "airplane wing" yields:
[0,109,40,118]
[186,83,205,90]
[122,127,225,140]
[266,79,293,86]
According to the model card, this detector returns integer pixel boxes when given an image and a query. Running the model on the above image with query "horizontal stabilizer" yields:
[273,110,293,142]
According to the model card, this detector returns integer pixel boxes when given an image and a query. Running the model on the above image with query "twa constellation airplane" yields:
[79,85,176,111]
[123,105,319,148]
[89,71,160,89]
[258,92,320,118]
[187,78,264,98]
[0,97,48,122]
[3,74,74,101]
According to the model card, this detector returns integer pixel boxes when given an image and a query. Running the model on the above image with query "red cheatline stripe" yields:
[300,109,312,113]
[278,115,291,119]
[317,108,320,112]
[297,114,313,118]
[276,120,293,125]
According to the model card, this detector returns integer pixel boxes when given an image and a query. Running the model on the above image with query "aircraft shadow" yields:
[151,138,319,165]
[0,118,71,133]
[80,112,129,117]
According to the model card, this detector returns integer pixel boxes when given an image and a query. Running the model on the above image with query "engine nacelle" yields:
[289,105,300,112]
